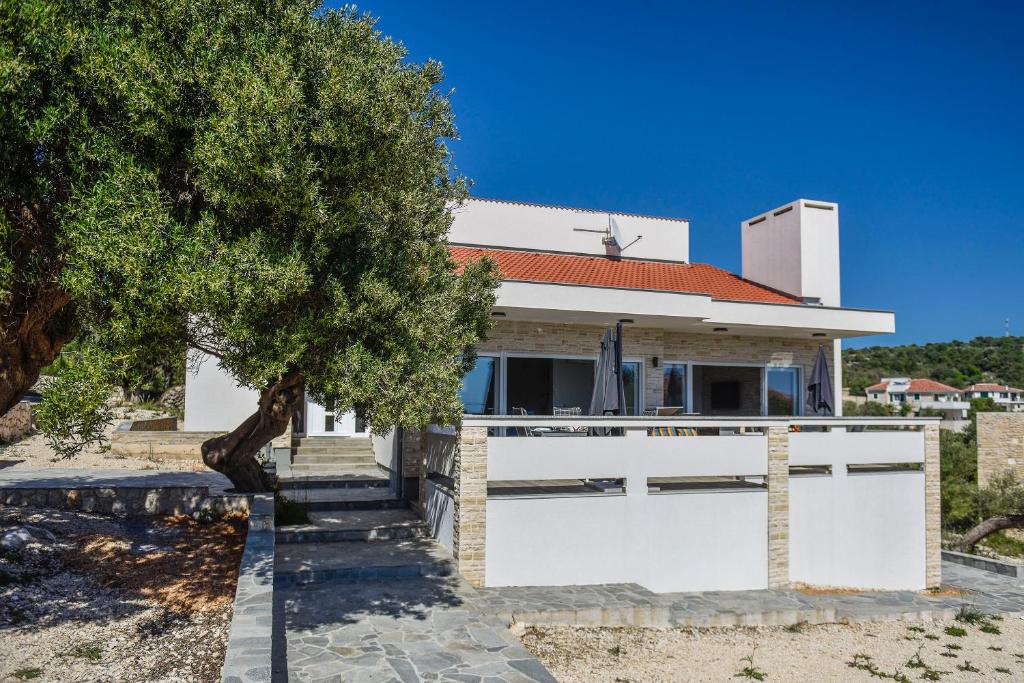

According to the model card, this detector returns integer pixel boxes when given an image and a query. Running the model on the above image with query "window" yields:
[914,393,920,400]
[622,361,642,416]
[767,367,800,416]
[663,363,687,409]
[982,392,989,398]
[459,356,497,415]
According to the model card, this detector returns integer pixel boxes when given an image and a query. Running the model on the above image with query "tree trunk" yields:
[956,514,1024,553]
[0,290,77,415]
[201,370,303,493]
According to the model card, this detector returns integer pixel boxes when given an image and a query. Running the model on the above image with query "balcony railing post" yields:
[767,425,790,589]
[924,423,941,589]
[454,426,488,587]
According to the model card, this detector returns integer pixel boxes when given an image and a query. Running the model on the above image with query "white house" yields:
[185,196,941,595]
[865,378,968,419]
[963,383,1024,412]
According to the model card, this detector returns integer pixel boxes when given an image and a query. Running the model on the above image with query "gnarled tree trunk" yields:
[956,514,1024,553]
[0,290,77,415]
[201,370,303,492]
[1,202,78,415]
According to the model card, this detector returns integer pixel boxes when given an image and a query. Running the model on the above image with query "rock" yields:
[0,524,56,551]
[159,385,185,411]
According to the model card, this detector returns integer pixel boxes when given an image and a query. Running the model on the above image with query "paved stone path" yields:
[0,467,233,492]
[277,558,556,682]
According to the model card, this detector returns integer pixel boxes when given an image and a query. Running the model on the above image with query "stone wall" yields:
[478,321,829,411]
[0,402,33,442]
[767,426,790,589]
[110,422,224,461]
[221,493,275,683]
[977,412,1024,486]
[452,426,487,587]
[924,423,942,588]
[0,484,250,517]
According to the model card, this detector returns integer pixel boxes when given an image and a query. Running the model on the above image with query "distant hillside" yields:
[843,336,1024,394]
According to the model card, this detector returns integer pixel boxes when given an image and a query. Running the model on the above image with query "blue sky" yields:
[337,1,1023,348]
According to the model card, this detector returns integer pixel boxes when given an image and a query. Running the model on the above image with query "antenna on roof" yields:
[1006,318,1010,337]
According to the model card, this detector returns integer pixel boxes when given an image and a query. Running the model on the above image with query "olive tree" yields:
[4,0,497,491]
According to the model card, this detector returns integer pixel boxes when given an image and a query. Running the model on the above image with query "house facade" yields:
[184,196,941,595]
[963,383,1024,412]
[864,378,968,419]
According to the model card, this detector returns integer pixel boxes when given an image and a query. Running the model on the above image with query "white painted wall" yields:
[789,430,927,589]
[486,490,768,592]
[183,353,259,432]
[741,199,841,306]
[450,198,689,263]
[485,431,769,592]
[424,480,455,554]
[371,429,399,473]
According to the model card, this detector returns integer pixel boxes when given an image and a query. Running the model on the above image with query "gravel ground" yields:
[520,617,1024,682]
[1,505,244,682]
[0,406,196,472]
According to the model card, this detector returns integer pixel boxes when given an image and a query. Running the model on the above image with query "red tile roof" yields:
[866,379,961,394]
[450,246,801,305]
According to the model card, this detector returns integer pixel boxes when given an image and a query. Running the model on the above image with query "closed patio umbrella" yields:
[806,345,835,416]
[590,327,625,417]
[590,326,625,436]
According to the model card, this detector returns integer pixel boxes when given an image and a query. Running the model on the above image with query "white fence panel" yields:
[789,431,926,590]
[789,430,924,466]
[488,434,767,482]
[486,490,768,592]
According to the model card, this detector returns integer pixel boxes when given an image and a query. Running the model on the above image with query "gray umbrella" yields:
[589,328,620,417]
[806,345,835,416]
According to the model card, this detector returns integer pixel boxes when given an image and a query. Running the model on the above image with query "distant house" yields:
[962,383,1024,412]
[865,378,968,419]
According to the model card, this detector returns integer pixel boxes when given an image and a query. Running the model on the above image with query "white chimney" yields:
[741,199,840,306]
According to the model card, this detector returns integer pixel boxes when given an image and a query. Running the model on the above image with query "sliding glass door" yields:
[766,366,801,416]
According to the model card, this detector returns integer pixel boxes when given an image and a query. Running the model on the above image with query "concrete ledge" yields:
[274,561,453,587]
[111,421,224,460]
[942,549,1024,579]
[222,493,275,683]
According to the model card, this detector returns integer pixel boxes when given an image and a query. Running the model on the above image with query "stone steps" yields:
[274,538,452,585]
[276,509,426,544]
[291,453,376,465]
[278,474,390,490]
[278,487,407,512]
[288,464,381,475]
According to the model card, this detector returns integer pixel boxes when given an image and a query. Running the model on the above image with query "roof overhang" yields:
[492,281,895,340]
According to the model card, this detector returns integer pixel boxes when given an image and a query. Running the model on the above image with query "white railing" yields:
[453,415,936,593]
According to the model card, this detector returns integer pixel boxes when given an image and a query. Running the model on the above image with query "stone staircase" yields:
[289,436,380,476]
[276,466,428,547]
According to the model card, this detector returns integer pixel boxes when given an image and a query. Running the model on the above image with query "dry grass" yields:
[61,514,247,613]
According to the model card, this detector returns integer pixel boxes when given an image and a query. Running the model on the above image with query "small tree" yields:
[184,7,498,491]
[9,1,497,491]
[956,472,1024,552]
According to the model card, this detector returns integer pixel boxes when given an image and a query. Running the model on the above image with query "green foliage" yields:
[975,471,1024,520]
[941,429,978,531]
[843,336,1024,394]
[34,347,114,458]
[979,530,1024,559]
[12,669,42,681]
[944,626,967,638]
[843,400,895,417]
[4,0,498,454]
[275,495,310,525]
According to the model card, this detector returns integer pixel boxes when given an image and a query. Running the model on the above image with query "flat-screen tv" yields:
[710,380,741,411]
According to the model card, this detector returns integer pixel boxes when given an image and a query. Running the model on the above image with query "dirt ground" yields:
[520,617,1024,683]
[0,406,197,472]
[0,505,246,682]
